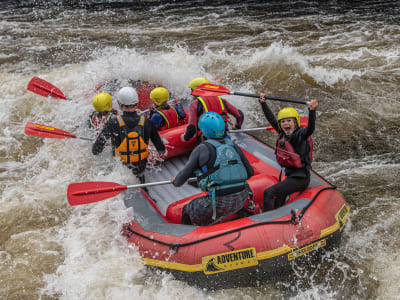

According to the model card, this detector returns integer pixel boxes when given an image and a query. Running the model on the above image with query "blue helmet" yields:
[198,112,225,138]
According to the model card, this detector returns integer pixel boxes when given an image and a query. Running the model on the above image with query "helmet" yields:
[150,87,169,106]
[277,107,300,129]
[188,77,209,90]
[117,87,139,106]
[198,112,225,138]
[92,92,112,112]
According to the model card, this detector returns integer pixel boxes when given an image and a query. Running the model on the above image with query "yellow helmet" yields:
[92,92,112,112]
[188,77,209,90]
[277,107,300,129]
[150,87,169,106]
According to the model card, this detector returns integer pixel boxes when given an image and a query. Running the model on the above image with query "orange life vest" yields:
[115,115,149,164]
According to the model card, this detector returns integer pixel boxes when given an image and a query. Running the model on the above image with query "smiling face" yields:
[279,117,296,135]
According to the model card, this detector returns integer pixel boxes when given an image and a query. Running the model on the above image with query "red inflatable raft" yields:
[121,122,350,288]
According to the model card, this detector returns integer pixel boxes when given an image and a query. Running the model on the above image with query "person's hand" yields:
[170,176,176,183]
[174,96,181,105]
[260,93,267,103]
[181,134,186,142]
[308,99,318,110]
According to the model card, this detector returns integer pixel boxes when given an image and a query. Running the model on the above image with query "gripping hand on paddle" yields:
[259,93,267,103]
[308,99,318,110]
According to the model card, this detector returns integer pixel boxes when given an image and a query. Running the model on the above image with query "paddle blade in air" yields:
[67,181,127,206]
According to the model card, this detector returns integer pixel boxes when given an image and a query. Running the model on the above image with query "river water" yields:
[0,1,399,299]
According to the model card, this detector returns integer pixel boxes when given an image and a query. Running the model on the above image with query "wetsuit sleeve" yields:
[148,120,166,153]
[174,104,186,119]
[92,117,115,155]
[150,113,162,129]
[260,102,280,133]
[183,100,199,141]
[173,144,206,186]
[303,109,316,137]
[234,144,254,179]
[223,99,243,129]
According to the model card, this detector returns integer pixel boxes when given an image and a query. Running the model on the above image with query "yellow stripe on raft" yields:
[141,203,350,273]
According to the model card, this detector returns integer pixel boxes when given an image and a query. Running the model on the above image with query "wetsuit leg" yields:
[263,176,310,210]
[181,205,192,225]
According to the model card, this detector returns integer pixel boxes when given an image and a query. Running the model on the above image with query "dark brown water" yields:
[0,1,399,299]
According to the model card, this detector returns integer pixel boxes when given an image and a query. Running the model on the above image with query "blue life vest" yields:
[198,138,247,191]
[196,138,248,220]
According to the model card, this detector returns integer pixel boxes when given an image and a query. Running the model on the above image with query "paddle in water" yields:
[27,77,70,100]
[25,123,93,140]
[192,83,309,105]
[67,178,196,206]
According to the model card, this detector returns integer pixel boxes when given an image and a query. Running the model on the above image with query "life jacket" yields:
[197,96,228,126]
[197,138,248,190]
[89,110,115,130]
[196,138,248,220]
[153,106,179,131]
[275,133,313,169]
[115,115,149,164]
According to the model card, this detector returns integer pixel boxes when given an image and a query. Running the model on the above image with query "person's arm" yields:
[150,112,162,129]
[234,144,254,178]
[223,99,243,129]
[183,101,198,141]
[172,144,205,186]
[259,94,280,132]
[148,120,166,153]
[92,118,114,155]
[301,100,318,138]
[174,104,186,120]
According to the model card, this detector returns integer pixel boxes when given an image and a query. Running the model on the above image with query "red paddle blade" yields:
[67,181,127,206]
[27,77,67,99]
[25,123,76,139]
[192,83,231,97]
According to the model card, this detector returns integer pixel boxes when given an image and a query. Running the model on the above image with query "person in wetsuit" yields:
[92,87,165,183]
[259,92,318,211]
[172,112,254,226]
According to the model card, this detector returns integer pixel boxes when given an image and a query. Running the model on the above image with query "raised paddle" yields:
[192,83,309,105]
[230,117,309,134]
[25,123,93,141]
[27,77,70,100]
[67,178,197,206]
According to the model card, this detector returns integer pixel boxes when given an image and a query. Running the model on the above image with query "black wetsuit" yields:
[260,102,316,210]
[92,111,165,180]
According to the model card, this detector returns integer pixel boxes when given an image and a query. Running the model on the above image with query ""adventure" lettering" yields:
[216,249,255,264]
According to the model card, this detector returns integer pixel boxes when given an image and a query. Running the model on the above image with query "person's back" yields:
[182,77,244,141]
[172,112,254,225]
[88,92,118,133]
[92,87,165,183]
[149,87,186,130]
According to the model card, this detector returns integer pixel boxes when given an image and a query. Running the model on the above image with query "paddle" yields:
[67,178,196,206]
[230,117,309,134]
[25,123,93,141]
[192,83,309,105]
[27,77,70,100]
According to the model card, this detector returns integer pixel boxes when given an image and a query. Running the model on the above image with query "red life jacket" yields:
[154,106,179,131]
[275,134,313,169]
[90,111,114,130]
[196,96,228,125]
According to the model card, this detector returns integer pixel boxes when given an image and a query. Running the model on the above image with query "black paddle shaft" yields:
[232,91,308,105]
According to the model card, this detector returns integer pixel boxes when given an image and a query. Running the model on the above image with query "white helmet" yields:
[117,87,139,106]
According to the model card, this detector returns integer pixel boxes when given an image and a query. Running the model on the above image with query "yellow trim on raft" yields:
[141,203,350,273]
